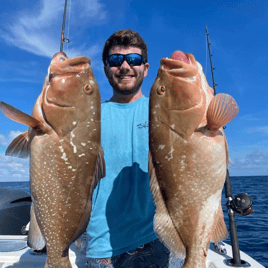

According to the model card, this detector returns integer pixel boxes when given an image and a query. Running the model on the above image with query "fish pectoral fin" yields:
[206,94,239,132]
[149,151,186,258]
[27,203,46,250]
[0,101,43,131]
[6,131,31,158]
[210,207,229,243]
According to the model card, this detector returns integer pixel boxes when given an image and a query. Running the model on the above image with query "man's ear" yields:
[104,65,108,77]
[144,63,149,78]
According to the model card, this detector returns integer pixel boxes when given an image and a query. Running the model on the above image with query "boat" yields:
[0,186,265,267]
[0,235,265,267]
[0,188,31,236]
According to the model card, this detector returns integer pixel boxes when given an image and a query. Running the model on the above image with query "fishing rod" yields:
[206,26,253,267]
[60,0,70,52]
[205,26,217,95]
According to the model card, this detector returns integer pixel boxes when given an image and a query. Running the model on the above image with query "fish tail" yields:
[182,261,207,268]
[182,253,207,268]
[44,256,72,268]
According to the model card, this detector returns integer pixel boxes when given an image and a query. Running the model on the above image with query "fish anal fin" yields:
[149,152,186,258]
[210,207,229,243]
[6,131,31,158]
[206,94,239,132]
[27,203,46,250]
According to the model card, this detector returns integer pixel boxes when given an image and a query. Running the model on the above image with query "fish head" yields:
[41,52,100,137]
[150,51,211,140]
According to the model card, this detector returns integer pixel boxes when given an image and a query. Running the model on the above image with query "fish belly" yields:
[30,135,97,265]
[150,130,228,267]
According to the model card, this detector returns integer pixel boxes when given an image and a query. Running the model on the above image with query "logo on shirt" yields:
[137,121,148,129]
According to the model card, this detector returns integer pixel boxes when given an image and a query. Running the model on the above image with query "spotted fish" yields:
[0,52,105,268]
[149,51,239,268]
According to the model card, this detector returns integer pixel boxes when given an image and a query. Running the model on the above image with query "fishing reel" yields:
[227,193,254,216]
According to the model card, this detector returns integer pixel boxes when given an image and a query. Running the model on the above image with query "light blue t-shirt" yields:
[86,96,157,258]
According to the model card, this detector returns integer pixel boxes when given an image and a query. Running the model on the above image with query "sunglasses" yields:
[105,53,146,67]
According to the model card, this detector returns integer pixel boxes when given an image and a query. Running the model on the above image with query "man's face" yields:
[104,46,149,96]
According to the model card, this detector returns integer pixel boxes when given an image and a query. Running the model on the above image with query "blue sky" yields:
[0,0,267,181]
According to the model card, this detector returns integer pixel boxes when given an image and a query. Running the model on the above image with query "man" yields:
[86,29,183,268]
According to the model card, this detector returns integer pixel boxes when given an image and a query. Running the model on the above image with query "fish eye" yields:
[59,57,66,62]
[83,84,93,95]
[157,86,166,95]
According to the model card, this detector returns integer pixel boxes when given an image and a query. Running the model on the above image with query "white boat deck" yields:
[0,236,265,268]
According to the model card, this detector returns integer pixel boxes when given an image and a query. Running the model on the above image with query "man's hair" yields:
[102,29,148,65]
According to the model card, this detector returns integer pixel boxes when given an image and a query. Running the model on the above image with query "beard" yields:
[107,74,144,96]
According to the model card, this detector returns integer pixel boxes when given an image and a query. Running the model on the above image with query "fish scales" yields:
[0,52,105,268]
[149,51,238,268]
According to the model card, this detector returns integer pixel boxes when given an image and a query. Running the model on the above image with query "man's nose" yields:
[120,59,131,69]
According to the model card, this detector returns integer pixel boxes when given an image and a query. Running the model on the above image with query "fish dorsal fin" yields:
[6,131,31,158]
[0,101,42,130]
[148,152,186,258]
[206,94,239,131]
[27,203,46,250]
[210,206,229,243]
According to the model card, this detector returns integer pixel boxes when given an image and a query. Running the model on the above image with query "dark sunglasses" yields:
[105,53,146,67]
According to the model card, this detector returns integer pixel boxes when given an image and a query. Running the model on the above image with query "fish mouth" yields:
[160,52,198,78]
[49,53,91,79]
[46,97,74,108]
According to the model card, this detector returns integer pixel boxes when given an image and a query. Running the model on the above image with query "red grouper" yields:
[0,52,105,268]
[149,51,239,268]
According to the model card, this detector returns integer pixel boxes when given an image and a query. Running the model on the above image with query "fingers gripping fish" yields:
[149,51,238,268]
[0,52,105,268]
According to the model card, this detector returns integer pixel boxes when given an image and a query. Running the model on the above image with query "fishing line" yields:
[205,33,208,77]
[66,0,72,55]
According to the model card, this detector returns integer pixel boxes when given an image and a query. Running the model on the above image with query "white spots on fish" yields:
[179,155,187,171]
[59,145,69,162]
[61,78,66,83]
[78,153,85,157]
[89,80,95,85]
[70,131,77,153]
[187,76,196,82]
[170,124,175,130]
[76,74,80,78]
[158,144,165,150]
[165,146,174,161]
[73,121,77,126]
[81,142,86,146]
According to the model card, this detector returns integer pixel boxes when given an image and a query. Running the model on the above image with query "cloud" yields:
[0,0,107,58]
[230,150,268,173]
[246,126,268,135]
[239,114,261,121]
[0,153,29,182]
[0,131,23,147]
[0,130,29,181]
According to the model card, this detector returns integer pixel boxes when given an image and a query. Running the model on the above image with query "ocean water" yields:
[0,176,267,268]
